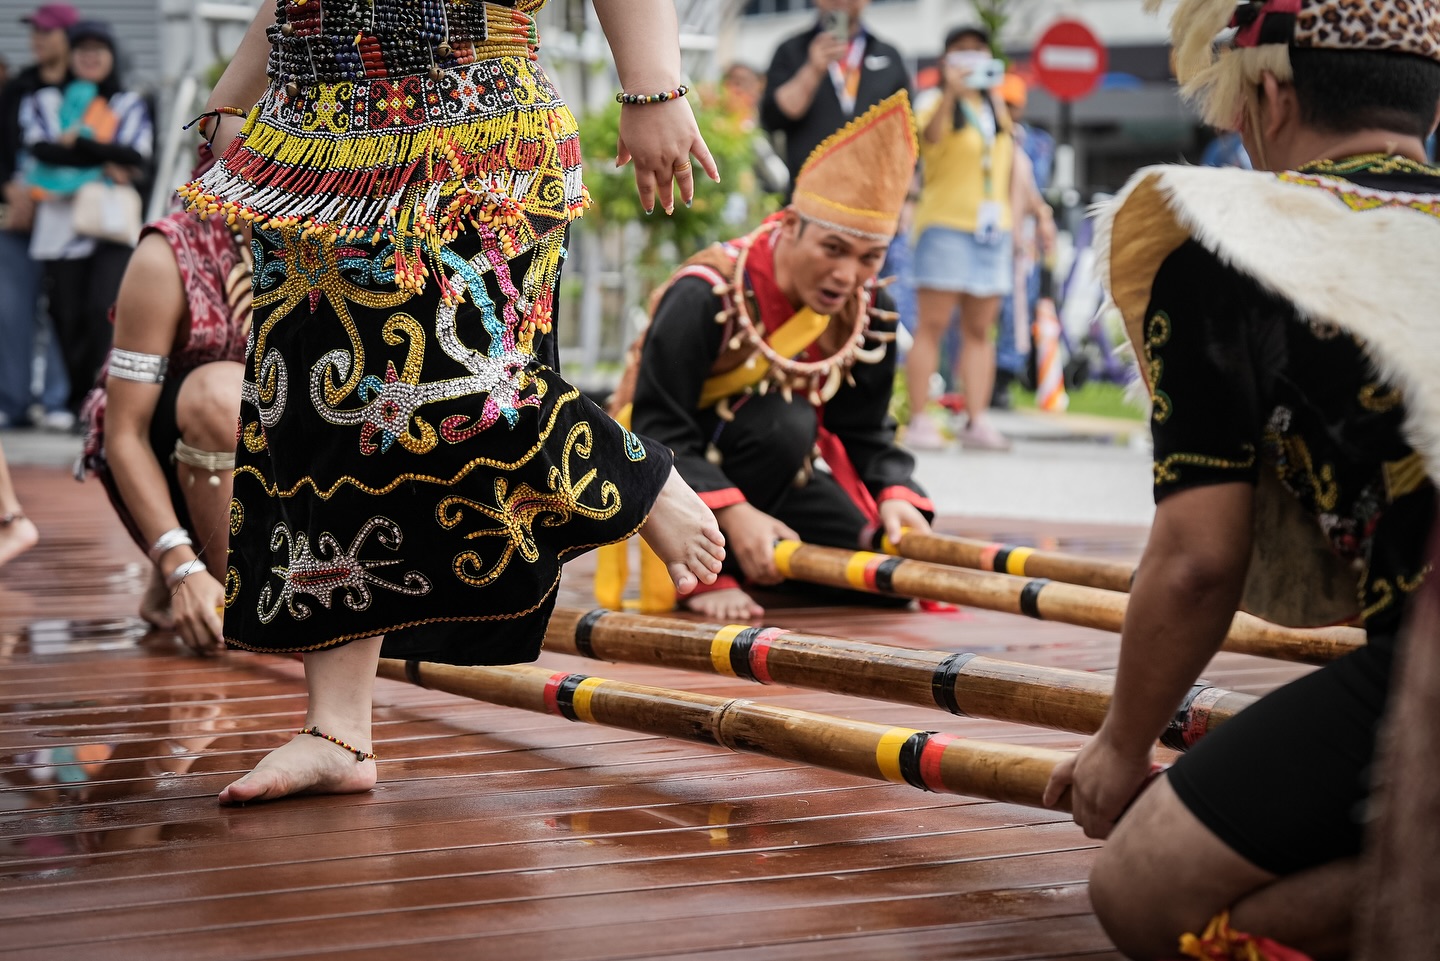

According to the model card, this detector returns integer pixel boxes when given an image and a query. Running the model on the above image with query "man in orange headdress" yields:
[604,92,933,621]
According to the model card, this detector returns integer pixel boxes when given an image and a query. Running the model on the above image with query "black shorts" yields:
[95,372,194,555]
[1166,631,1396,876]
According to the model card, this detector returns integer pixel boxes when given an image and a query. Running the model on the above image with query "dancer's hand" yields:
[716,503,798,586]
[1043,728,1155,839]
[617,97,719,216]
[878,500,930,549]
[170,566,227,657]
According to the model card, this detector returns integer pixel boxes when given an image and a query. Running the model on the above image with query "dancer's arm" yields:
[593,0,718,215]
[106,233,226,653]
[205,3,277,154]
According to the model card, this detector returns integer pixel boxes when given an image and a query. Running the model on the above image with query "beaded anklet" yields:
[0,512,25,527]
[616,85,688,105]
[299,726,377,762]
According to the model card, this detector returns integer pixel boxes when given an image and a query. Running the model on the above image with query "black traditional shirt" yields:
[1144,156,1440,633]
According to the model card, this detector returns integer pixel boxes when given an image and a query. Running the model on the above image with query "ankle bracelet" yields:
[299,726,376,762]
[0,512,25,527]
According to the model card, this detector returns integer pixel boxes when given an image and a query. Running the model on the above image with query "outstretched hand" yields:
[617,97,719,216]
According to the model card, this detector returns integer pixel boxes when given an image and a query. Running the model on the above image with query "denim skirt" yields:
[912,226,1014,296]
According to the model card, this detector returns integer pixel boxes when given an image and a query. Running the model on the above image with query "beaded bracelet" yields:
[300,726,377,762]
[616,85,688,105]
[165,558,208,590]
[182,106,248,146]
[148,527,194,565]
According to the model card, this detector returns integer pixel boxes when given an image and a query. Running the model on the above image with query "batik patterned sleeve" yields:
[1144,239,1263,502]
[630,276,744,506]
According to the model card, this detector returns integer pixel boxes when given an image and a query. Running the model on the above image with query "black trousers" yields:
[713,392,902,606]
[43,242,132,414]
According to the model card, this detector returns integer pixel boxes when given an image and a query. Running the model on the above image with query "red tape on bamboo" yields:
[376,658,1072,810]
[773,541,1364,666]
[875,529,1136,594]
[547,608,1254,750]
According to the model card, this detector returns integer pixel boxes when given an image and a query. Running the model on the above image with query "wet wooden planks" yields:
[0,465,1308,959]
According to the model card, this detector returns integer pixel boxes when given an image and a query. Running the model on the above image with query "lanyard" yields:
[959,97,997,198]
[828,33,866,116]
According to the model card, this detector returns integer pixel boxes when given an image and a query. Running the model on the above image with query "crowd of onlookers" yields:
[0,3,153,433]
[748,0,1059,453]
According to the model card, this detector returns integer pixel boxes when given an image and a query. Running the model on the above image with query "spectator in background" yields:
[21,19,152,420]
[994,73,1056,408]
[906,26,1020,451]
[721,62,764,128]
[0,3,78,431]
[760,0,911,199]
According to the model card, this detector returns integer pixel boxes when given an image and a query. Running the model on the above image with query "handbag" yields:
[71,179,142,246]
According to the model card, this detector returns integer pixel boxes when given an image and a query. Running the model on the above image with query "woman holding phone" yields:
[906,26,1018,451]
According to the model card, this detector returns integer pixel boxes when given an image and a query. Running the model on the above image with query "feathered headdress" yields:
[790,91,919,242]
[1151,0,1440,130]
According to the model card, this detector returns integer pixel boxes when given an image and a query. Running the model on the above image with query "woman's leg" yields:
[173,362,244,580]
[219,634,383,804]
[0,439,39,568]
[907,288,963,443]
[957,292,1005,434]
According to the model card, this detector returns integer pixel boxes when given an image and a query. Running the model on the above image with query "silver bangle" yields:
[108,348,170,384]
[148,527,194,565]
[165,558,208,590]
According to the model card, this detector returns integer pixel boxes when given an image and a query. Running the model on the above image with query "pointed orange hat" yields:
[791,91,919,243]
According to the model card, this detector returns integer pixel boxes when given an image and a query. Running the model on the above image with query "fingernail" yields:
[663,204,674,216]
[684,198,692,208]
[644,206,653,216]
[614,158,621,168]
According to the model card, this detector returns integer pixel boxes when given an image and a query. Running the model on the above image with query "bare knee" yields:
[1090,844,1185,960]
[176,362,244,450]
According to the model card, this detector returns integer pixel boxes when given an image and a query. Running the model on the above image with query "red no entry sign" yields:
[1032,19,1108,103]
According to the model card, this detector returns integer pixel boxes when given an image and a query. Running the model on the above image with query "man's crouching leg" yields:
[1090,775,1355,961]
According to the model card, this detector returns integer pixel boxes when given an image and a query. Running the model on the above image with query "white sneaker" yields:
[39,410,76,433]
[905,411,948,450]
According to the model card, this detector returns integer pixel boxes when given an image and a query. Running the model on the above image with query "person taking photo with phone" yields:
[760,0,911,199]
[906,26,1030,452]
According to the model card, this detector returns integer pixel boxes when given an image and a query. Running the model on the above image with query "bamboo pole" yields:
[774,541,1364,666]
[376,658,1071,810]
[878,530,1136,594]
[546,608,1254,750]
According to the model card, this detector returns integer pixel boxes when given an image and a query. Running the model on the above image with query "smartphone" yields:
[821,11,850,41]
[946,53,1005,90]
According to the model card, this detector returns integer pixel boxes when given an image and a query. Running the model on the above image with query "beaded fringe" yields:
[180,73,590,303]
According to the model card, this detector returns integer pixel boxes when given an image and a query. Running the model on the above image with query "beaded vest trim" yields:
[180,0,584,303]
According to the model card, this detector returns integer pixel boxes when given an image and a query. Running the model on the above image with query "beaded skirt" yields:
[181,1,579,300]
[222,226,670,664]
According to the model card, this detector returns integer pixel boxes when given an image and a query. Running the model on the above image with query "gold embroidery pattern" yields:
[1383,452,1428,502]
[1145,310,1173,424]
[1358,382,1402,413]
[1295,154,1440,178]
[438,422,623,588]
[1154,444,1257,486]
[235,385,582,499]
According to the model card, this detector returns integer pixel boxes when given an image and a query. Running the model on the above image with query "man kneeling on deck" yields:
[1043,2,1440,959]
[600,92,934,621]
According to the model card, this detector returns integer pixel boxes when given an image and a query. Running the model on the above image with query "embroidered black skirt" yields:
[223,227,670,664]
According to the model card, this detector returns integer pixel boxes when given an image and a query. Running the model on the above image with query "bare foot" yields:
[683,587,765,622]
[0,514,38,570]
[640,468,725,595]
[139,567,175,631]
[218,733,376,804]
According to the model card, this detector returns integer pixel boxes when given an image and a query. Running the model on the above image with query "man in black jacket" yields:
[0,3,77,429]
[759,0,911,198]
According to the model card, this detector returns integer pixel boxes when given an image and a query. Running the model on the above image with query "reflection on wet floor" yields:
[2,466,1258,959]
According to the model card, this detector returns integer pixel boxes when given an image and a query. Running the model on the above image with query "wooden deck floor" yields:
[0,465,1308,960]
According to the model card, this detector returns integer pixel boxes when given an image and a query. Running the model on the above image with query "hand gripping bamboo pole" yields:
[773,541,1364,666]
[876,530,1136,594]
[546,608,1254,750]
[376,658,1071,810]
